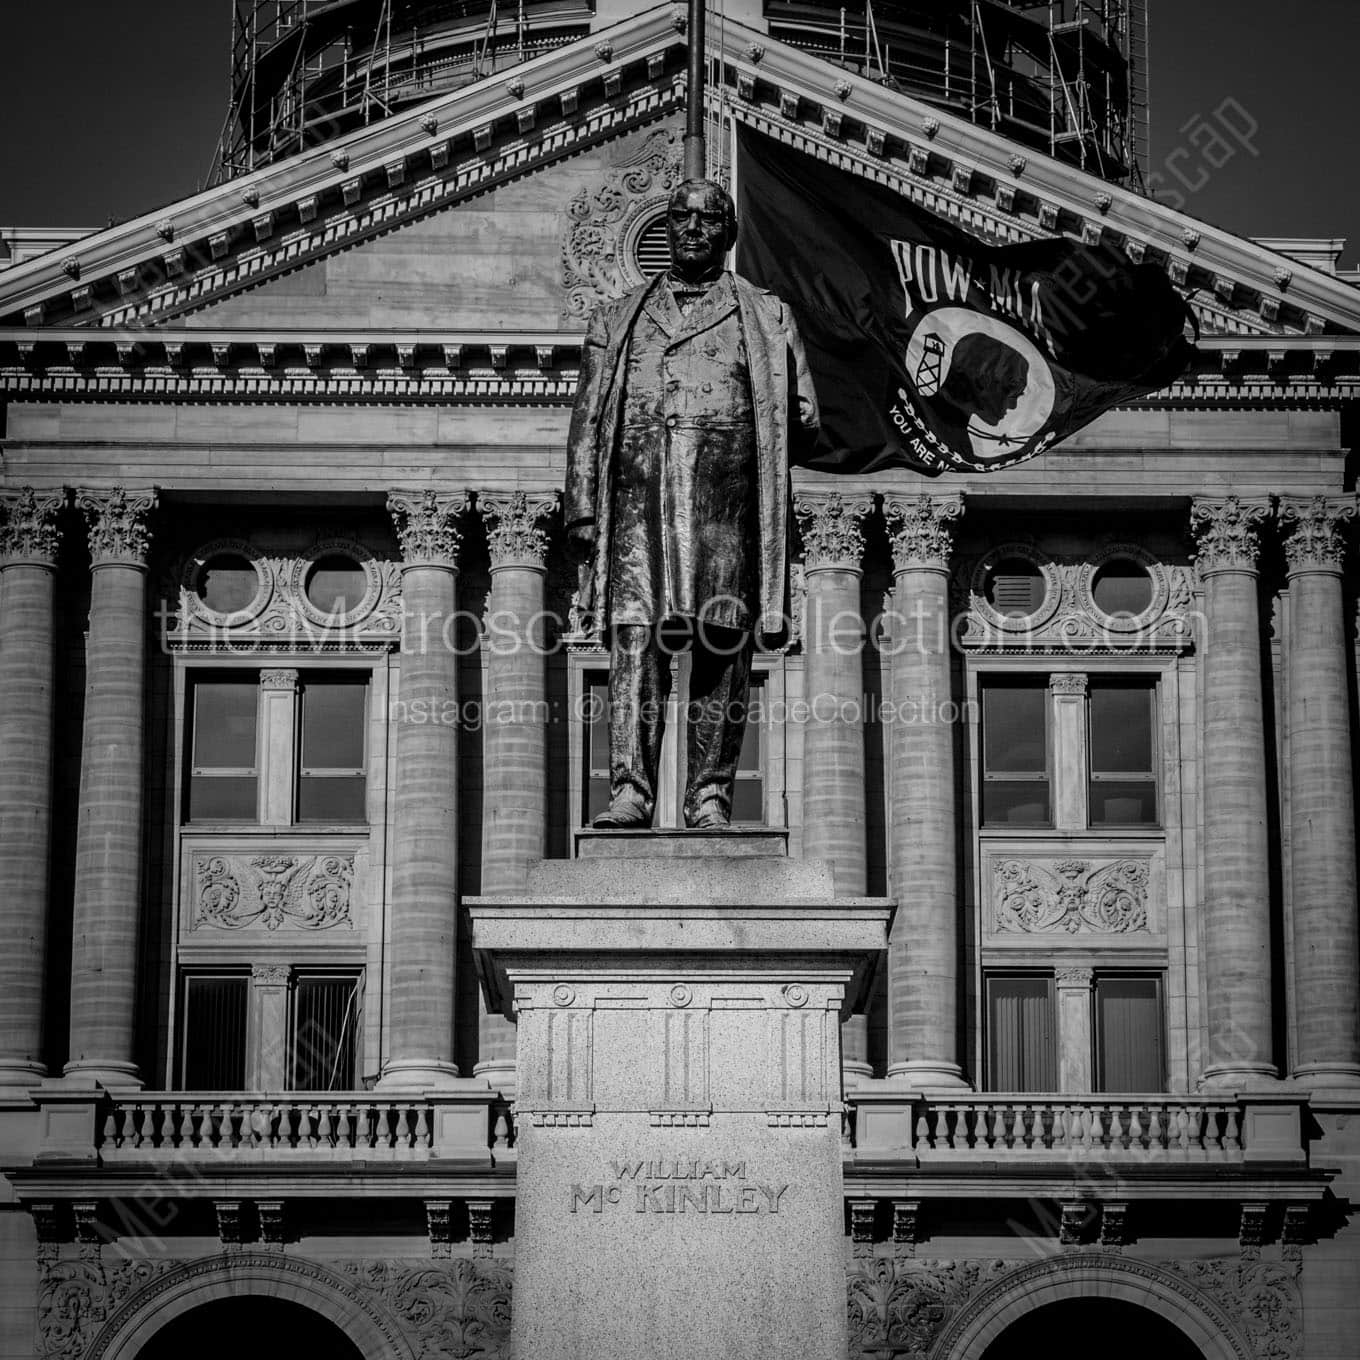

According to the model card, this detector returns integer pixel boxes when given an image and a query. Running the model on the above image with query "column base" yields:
[376,1059,463,1091]
[0,1061,47,1092]
[60,1060,142,1090]
[841,1059,874,1093]
[886,1059,971,1090]
[1290,1062,1360,1092]
[472,1058,517,1098]
[1198,1062,1280,1091]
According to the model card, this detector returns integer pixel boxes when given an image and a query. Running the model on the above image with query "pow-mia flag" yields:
[735,127,1196,476]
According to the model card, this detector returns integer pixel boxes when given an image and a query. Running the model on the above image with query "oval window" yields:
[1092,558,1153,617]
[305,555,367,616]
[197,553,259,615]
[985,557,1046,618]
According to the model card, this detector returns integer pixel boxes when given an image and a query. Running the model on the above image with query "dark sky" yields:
[1,1,1357,264]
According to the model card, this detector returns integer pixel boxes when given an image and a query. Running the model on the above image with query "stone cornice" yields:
[388,490,470,568]
[2,332,1358,408]
[1279,494,1357,574]
[0,486,65,567]
[480,490,559,569]
[794,490,873,571]
[3,6,1356,342]
[883,492,964,574]
[1190,496,1273,576]
[77,487,157,568]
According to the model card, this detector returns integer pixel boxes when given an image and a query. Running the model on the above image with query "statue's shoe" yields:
[593,793,650,828]
[685,802,730,830]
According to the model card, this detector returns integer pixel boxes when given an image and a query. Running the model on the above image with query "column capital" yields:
[1190,495,1271,575]
[884,492,965,574]
[388,489,469,568]
[1049,672,1088,696]
[479,489,559,569]
[794,490,873,571]
[1279,494,1356,576]
[250,963,291,987]
[1055,966,1094,989]
[76,487,157,568]
[259,668,299,692]
[0,487,65,568]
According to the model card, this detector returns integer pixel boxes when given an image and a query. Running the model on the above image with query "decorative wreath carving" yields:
[560,127,684,320]
[287,538,384,628]
[179,538,273,627]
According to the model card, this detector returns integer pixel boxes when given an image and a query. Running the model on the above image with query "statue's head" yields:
[667,179,737,282]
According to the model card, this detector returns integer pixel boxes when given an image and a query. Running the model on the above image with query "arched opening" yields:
[980,1296,1205,1360]
[135,1296,366,1360]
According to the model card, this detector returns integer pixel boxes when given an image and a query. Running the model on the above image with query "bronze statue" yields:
[565,178,819,828]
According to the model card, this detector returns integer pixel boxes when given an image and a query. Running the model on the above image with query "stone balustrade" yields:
[848,1092,1307,1166]
[34,1090,504,1164]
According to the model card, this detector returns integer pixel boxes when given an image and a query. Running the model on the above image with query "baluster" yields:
[914,1110,930,1149]
[1179,1105,1195,1151]
[1000,1104,1017,1150]
[316,1104,332,1147]
[127,1103,145,1149]
[101,1107,120,1149]
[418,1105,433,1151]
[1108,1105,1124,1150]
[979,1104,995,1150]
[1127,1104,1144,1149]
[1147,1104,1169,1147]
[1203,1105,1222,1153]
[492,1109,511,1152]
[1051,1106,1067,1150]
[1222,1105,1242,1153]
[1088,1104,1104,1149]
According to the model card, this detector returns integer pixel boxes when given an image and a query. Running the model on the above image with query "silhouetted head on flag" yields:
[933,333,1031,431]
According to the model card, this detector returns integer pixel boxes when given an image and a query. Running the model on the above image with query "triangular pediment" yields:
[1,3,1357,403]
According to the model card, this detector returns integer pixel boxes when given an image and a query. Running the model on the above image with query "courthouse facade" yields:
[1,3,1359,1357]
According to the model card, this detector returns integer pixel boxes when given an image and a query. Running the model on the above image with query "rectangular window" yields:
[291,973,360,1090]
[583,672,611,825]
[1088,680,1158,826]
[986,974,1056,1092]
[731,672,766,823]
[980,679,1050,826]
[187,677,259,821]
[297,675,368,823]
[180,973,248,1089]
[1094,975,1164,1092]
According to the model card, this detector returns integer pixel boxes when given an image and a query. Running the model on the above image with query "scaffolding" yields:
[212,1,1149,188]
[211,0,594,182]
[766,0,1150,187]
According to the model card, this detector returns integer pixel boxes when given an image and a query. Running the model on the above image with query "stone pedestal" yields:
[468,832,890,1360]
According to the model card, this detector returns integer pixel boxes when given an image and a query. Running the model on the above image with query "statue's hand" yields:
[567,521,597,561]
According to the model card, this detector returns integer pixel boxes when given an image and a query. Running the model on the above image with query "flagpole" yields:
[684,0,706,180]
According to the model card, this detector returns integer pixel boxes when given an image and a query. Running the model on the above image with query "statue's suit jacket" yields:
[565,270,819,639]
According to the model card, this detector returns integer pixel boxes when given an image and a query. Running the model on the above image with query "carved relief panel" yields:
[981,844,1163,951]
[179,837,369,951]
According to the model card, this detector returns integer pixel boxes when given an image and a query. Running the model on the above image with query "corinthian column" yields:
[382,490,467,1090]
[794,492,873,1076]
[0,489,64,1088]
[883,493,967,1087]
[1190,496,1278,1088]
[476,490,558,1088]
[1280,495,1360,1090]
[65,488,157,1087]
